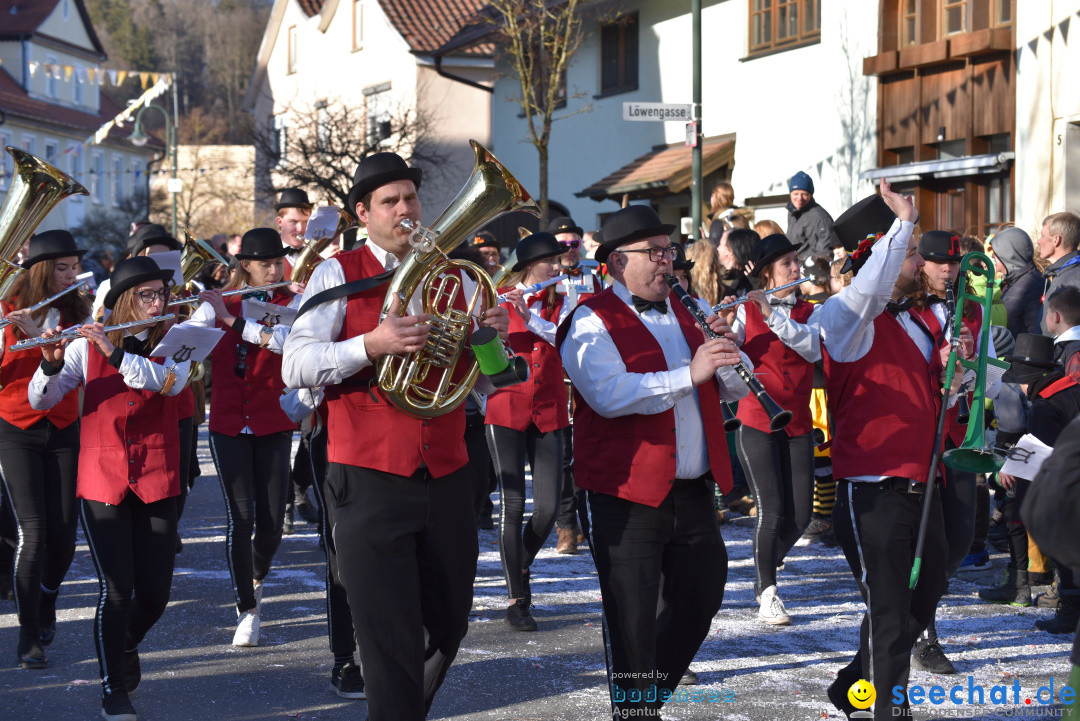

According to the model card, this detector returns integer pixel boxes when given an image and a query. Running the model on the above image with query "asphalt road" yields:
[0,424,1074,720]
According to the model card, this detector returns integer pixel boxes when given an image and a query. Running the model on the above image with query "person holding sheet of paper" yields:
[177,228,302,648]
[27,256,191,721]
[979,333,1080,629]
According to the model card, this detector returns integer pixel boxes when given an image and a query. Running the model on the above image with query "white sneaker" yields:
[758,585,792,626]
[253,580,263,606]
[232,610,260,646]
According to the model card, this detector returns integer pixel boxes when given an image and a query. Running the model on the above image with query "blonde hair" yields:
[105,286,169,349]
[686,241,723,306]
[710,182,735,215]
[753,219,784,238]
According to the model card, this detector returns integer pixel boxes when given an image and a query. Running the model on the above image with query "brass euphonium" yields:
[0,147,89,301]
[375,140,540,418]
[175,227,229,294]
[290,205,356,285]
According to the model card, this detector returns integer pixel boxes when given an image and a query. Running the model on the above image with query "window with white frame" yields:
[112,156,124,206]
[44,140,58,164]
[63,0,70,20]
[45,55,58,99]
[68,144,83,197]
[91,151,104,203]
[364,83,392,147]
[288,26,299,73]
[271,115,288,167]
[74,66,84,105]
[352,0,364,50]
[21,135,36,156]
[0,133,12,190]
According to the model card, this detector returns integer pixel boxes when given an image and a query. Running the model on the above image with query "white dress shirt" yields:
[28,330,191,410]
[514,282,563,347]
[731,297,822,363]
[178,290,301,354]
[559,281,751,480]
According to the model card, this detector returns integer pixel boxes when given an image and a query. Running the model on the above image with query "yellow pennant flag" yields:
[63,65,73,81]
[87,68,96,84]
[139,72,149,89]
[117,70,128,85]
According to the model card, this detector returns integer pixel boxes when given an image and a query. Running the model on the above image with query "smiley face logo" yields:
[847,679,875,710]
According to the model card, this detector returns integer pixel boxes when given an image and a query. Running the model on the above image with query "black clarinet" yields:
[664,275,792,432]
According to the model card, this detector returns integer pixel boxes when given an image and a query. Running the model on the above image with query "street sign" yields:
[167,178,183,194]
[623,102,693,122]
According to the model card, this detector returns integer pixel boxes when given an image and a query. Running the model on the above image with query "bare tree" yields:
[252,95,449,218]
[835,14,873,209]
[485,0,589,221]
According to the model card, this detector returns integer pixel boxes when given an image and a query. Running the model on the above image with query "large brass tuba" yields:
[375,141,539,418]
[0,147,89,301]
[289,205,356,285]
[175,227,229,294]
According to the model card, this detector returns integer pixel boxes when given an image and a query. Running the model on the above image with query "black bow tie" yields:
[632,295,668,315]
[886,297,915,316]
[769,296,797,307]
[925,294,946,306]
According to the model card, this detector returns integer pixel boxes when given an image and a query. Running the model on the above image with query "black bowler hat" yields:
[346,152,423,218]
[104,256,174,310]
[128,223,182,258]
[596,206,676,264]
[511,232,563,272]
[470,231,500,250]
[918,230,963,262]
[274,188,313,212]
[22,230,86,268]
[1002,333,1059,384]
[548,216,583,237]
[832,195,897,252]
[233,228,290,260]
[749,233,797,278]
[672,243,695,272]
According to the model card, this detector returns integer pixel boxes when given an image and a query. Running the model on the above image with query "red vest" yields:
[558,290,734,507]
[208,293,295,436]
[485,293,570,433]
[736,300,815,436]
[78,347,180,505]
[823,312,944,482]
[910,302,983,447]
[323,246,468,478]
[0,301,79,430]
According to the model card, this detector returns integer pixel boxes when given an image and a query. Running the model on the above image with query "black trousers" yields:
[175,416,194,522]
[0,417,79,635]
[557,426,587,531]
[80,494,176,696]
[833,479,947,720]
[586,480,727,720]
[735,426,814,595]
[327,462,477,721]
[464,413,493,520]
[304,427,356,663]
[486,423,563,599]
[209,430,293,614]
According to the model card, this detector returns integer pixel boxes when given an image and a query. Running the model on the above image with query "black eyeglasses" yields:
[617,246,677,263]
[234,343,248,378]
[135,288,169,303]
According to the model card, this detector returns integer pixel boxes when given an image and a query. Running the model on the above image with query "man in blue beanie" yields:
[786,171,840,260]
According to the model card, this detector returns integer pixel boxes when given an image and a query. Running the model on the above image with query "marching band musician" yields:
[177,228,300,647]
[907,231,997,674]
[471,230,503,276]
[488,231,570,632]
[723,233,820,626]
[28,256,191,721]
[0,231,90,669]
[275,187,313,274]
[557,205,750,721]
[819,185,964,720]
[281,151,510,721]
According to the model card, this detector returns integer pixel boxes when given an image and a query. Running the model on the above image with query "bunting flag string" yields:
[25,62,164,90]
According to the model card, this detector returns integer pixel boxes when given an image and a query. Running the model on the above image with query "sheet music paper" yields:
[149,324,225,363]
[242,299,297,328]
[76,271,97,292]
[147,250,183,288]
[1000,433,1054,481]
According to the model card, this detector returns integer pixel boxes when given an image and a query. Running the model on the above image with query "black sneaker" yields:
[295,488,319,524]
[1035,600,1080,635]
[282,505,294,535]
[827,669,858,718]
[101,690,137,721]
[505,599,537,632]
[912,639,956,675]
[331,663,366,699]
[796,516,834,547]
[17,630,47,669]
[477,513,494,530]
[122,648,141,694]
[38,589,58,646]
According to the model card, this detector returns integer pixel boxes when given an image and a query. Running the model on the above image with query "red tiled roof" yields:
[378,0,492,55]
[577,136,736,201]
[0,68,162,148]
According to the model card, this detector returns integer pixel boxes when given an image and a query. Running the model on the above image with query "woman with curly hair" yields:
[686,240,725,307]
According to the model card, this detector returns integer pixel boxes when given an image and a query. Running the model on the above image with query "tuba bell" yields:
[375,141,540,418]
[175,227,229,295]
[0,147,89,301]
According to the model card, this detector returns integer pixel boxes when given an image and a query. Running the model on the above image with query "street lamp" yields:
[129,101,178,237]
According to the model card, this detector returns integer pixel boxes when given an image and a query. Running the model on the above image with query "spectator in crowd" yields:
[829,256,852,295]
[582,231,600,260]
[716,228,758,298]
[226,234,242,257]
[799,253,832,302]
[1046,286,1080,380]
[706,182,736,246]
[785,172,840,259]
[1037,212,1080,331]
[989,227,1044,339]
[686,240,724,307]
[754,219,784,239]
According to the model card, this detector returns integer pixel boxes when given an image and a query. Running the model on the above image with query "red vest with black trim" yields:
[910,302,983,447]
[823,312,944,482]
[557,289,734,507]
[485,292,570,433]
[323,245,468,478]
[208,292,295,436]
[736,299,815,436]
[0,300,79,430]
[78,348,180,505]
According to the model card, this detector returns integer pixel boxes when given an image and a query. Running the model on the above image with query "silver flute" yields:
[9,314,176,352]
[711,277,811,313]
[166,281,292,308]
[496,275,568,303]
[0,278,90,330]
